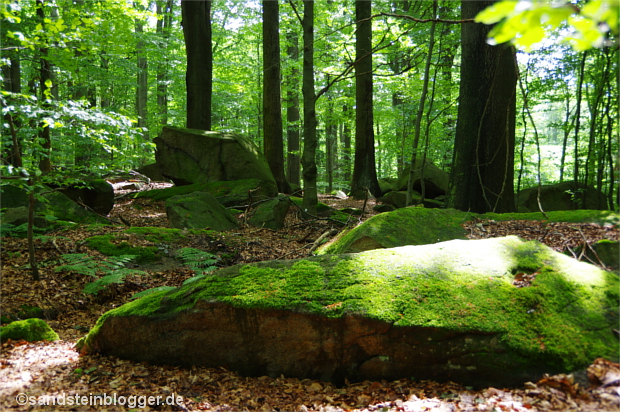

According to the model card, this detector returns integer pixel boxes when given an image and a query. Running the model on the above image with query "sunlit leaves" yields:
[475,0,618,51]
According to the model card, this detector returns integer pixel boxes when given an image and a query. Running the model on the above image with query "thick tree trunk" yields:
[351,0,381,199]
[447,1,517,214]
[262,0,290,194]
[301,0,318,217]
[181,0,212,131]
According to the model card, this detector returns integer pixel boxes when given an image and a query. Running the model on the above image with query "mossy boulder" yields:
[154,126,278,195]
[1,318,59,342]
[248,194,291,230]
[76,236,619,388]
[517,182,609,212]
[165,191,238,231]
[480,210,620,226]
[0,184,108,233]
[317,208,471,255]
[135,179,275,209]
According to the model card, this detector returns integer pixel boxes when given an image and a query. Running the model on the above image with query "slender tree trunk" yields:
[181,0,212,130]
[447,0,517,213]
[573,52,587,187]
[285,31,301,187]
[341,103,352,186]
[351,0,381,198]
[1,50,22,166]
[262,0,290,194]
[301,0,318,217]
[36,0,52,173]
[135,5,149,140]
[406,0,437,206]
[156,0,174,126]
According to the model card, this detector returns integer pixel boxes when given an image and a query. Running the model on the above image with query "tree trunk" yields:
[262,0,290,194]
[36,0,52,173]
[406,0,437,206]
[285,31,301,187]
[341,104,352,186]
[447,0,517,213]
[301,0,318,217]
[135,4,149,140]
[181,0,212,131]
[351,0,381,199]
[572,52,587,187]
[156,0,174,126]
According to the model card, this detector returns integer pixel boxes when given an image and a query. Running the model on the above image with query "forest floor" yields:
[1,183,619,412]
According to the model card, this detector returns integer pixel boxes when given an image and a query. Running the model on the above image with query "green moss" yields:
[85,227,216,263]
[83,237,619,371]
[86,235,159,262]
[317,208,471,255]
[0,318,59,342]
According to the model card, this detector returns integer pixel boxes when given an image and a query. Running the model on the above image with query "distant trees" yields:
[1,0,616,211]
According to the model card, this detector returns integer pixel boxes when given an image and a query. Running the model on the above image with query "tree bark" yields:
[301,0,318,217]
[36,0,52,173]
[156,0,174,126]
[285,31,301,187]
[351,0,381,199]
[447,0,517,214]
[262,0,290,194]
[181,0,212,131]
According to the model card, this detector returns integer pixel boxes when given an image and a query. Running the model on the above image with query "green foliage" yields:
[85,235,159,263]
[55,253,147,295]
[476,0,619,51]
[176,247,219,276]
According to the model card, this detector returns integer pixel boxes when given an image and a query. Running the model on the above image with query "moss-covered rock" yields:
[0,184,109,234]
[166,191,238,231]
[248,194,291,229]
[317,207,471,255]
[135,179,275,209]
[1,318,59,342]
[77,236,619,388]
[318,209,619,256]
[154,126,278,195]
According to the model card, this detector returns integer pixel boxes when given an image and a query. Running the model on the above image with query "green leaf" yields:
[475,1,520,24]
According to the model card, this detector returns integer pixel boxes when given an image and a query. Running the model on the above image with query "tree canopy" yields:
[1,0,617,211]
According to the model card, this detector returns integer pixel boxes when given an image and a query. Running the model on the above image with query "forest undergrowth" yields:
[1,186,619,412]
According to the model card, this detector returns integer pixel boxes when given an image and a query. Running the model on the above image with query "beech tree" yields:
[447,0,517,213]
[181,0,212,131]
[262,0,290,193]
[350,0,381,198]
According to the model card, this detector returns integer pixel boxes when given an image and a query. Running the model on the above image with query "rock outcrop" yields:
[165,191,238,231]
[154,126,278,196]
[316,208,470,255]
[0,184,108,231]
[517,182,609,212]
[77,236,619,388]
[396,159,449,199]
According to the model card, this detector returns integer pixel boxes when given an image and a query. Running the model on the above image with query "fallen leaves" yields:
[2,190,619,411]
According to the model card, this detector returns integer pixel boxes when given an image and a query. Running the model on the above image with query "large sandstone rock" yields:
[165,191,238,231]
[136,179,275,209]
[517,181,609,212]
[0,184,108,231]
[317,208,470,255]
[247,194,291,230]
[54,179,114,215]
[154,126,278,195]
[76,236,619,388]
[396,159,449,199]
